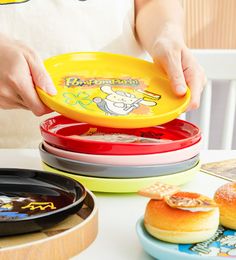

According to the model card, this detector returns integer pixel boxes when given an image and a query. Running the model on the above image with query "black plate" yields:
[0,168,86,236]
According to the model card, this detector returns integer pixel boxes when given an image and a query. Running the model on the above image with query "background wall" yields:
[181,0,236,49]
[180,0,236,149]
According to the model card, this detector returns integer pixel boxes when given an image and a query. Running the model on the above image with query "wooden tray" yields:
[0,190,98,260]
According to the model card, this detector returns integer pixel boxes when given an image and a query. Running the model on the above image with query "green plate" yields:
[42,162,200,193]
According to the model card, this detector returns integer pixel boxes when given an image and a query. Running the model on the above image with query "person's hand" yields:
[151,25,207,110]
[0,33,57,116]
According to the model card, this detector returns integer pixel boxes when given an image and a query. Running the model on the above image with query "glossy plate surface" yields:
[40,115,200,155]
[43,140,200,166]
[136,218,236,260]
[37,52,190,128]
[42,162,200,193]
[40,142,199,178]
[0,168,86,236]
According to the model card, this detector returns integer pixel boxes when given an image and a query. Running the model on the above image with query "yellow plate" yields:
[42,162,200,193]
[37,52,190,128]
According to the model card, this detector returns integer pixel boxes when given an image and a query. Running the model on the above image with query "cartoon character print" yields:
[0,0,30,4]
[179,227,236,257]
[200,235,236,256]
[0,195,34,219]
[93,85,157,116]
[217,235,236,256]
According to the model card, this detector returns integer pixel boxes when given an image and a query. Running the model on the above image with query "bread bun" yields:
[214,182,236,229]
[144,192,219,244]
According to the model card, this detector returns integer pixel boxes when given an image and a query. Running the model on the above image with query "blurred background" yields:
[180,0,236,149]
[181,0,236,49]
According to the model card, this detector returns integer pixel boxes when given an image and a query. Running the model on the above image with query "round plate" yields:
[39,142,199,178]
[43,140,200,166]
[136,218,236,260]
[40,115,200,155]
[0,168,86,236]
[37,52,190,128]
[41,162,200,193]
[41,138,202,166]
[0,190,98,259]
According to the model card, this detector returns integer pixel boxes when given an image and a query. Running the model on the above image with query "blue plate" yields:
[136,218,236,259]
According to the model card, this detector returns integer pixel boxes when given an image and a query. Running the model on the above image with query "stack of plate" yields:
[39,115,201,193]
[36,52,202,192]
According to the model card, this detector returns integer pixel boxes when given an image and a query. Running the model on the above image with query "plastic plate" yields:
[0,168,86,236]
[40,115,200,155]
[41,162,200,193]
[37,52,190,128]
[136,218,236,260]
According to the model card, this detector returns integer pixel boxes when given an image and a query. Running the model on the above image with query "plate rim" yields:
[136,217,229,260]
[40,115,200,150]
[0,168,87,222]
[42,161,199,194]
[0,189,98,252]
[37,51,191,128]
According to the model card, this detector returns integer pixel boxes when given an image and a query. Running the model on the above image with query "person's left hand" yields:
[151,25,207,111]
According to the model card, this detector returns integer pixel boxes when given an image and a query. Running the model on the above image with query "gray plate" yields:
[39,143,199,179]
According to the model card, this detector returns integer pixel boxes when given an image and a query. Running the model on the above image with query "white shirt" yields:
[0,0,145,147]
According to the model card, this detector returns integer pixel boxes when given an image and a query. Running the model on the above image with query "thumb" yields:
[155,52,187,96]
[24,51,57,95]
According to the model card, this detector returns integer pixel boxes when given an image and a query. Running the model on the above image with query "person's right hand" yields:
[0,33,57,116]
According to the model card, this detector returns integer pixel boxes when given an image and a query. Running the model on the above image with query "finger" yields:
[0,78,52,114]
[15,75,53,116]
[0,84,28,108]
[16,93,52,112]
[4,67,53,115]
[0,98,28,110]
[183,62,206,111]
[15,102,29,110]
[155,51,187,96]
[185,75,202,111]
[23,50,57,95]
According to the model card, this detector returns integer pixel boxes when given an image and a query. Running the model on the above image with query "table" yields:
[0,149,236,260]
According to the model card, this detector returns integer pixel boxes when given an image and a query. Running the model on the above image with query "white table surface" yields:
[0,149,236,260]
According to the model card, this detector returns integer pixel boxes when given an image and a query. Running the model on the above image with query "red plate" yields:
[40,115,201,155]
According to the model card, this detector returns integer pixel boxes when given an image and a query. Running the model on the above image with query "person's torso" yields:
[0,0,143,58]
[0,0,144,148]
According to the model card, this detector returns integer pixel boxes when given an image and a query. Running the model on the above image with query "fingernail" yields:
[176,85,187,95]
[44,77,57,95]
[47,87,57,96]
[46,80,57,95]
